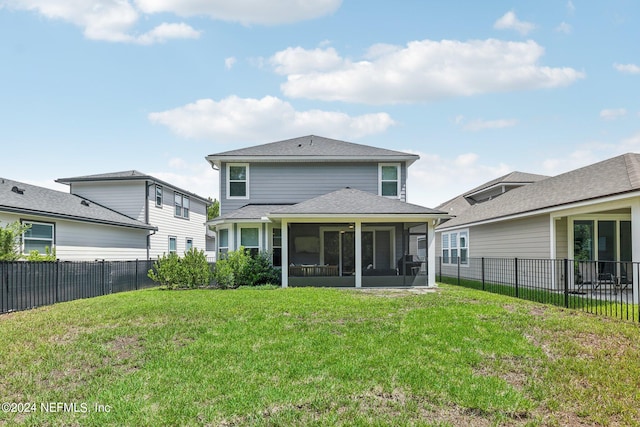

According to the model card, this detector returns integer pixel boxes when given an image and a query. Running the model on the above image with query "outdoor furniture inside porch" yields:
[289,264,339,277]
[576,261,629,294]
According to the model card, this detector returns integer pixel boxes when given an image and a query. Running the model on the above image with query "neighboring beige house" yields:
[434,154,640,303]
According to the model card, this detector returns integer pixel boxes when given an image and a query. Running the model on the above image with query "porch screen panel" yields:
[597,221,615,262]
[324,231,339,266]
[375,231,391,269]
[620,221,632,262]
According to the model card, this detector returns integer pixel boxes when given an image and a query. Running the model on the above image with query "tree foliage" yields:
[0,221,30,261]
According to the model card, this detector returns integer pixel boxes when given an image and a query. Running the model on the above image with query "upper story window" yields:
[155,185,163,207]
[442,230,468,265]
[174,192,190,219]
[379,164,400,198]
[227,163,249,199]
[22,221,54,254]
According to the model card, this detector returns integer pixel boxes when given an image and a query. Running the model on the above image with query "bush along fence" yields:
[0,260,160,314]
[438,257,640,323]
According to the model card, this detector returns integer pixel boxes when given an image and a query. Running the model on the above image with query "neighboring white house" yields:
[1,177,155,260]
[56,170,212,260]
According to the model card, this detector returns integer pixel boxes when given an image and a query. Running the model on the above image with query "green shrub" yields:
[213,247,281,289]
[25,247,57,262]
[148,249,212,289]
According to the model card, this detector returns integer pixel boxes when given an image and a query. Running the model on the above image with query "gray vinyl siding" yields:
[220,162,408,215]
[555,217,569,259]
[468,214,551,259]
[70,181,146,222]
[436,214,552,262]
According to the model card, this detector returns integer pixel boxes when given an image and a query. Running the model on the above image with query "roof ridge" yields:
[623,153,640,189]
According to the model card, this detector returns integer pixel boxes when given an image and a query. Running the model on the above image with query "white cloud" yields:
[270,46,344,74]
[541,132,640,176]
[225,57,237,70]
[613,63,640,74]
[493,11,536,35]
[3,0,200,44]
[134,0,342,25]
[457,117,518,131]
[600,108,627,120]
[405,151,511,207]
[273,40,584,104]
[555,22,572,34]
[148,95,395,142]
[3,0,339,43]
[567,1,576,14]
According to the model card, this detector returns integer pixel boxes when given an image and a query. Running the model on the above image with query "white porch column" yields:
[355,220,362,288]
[428,220,436,287]
[631,200,640,304]
[281,219,289,288]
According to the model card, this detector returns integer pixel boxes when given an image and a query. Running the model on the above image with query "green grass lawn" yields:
[1,285,639,426]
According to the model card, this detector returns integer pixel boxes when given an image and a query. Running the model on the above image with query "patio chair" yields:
[576,261,597,292]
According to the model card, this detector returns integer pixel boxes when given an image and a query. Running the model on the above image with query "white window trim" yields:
[21,220,55,255]
[441,229,469,266]
[226,163,250,200]
[378,163,401,199]
[217,226,231,257]
[185,238,193,252]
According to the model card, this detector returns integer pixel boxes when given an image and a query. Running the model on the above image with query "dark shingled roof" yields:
[270,188,447,216]
[439,153,640,229]
[213,204,293,222]
[0,178,155,230]
[56,170,210,203]
[206,135,419,165]
[436,171,550,216]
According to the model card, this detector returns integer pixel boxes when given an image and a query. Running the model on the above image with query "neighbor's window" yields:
[186,238,193,252]
[22,221,54,254]
[240,227,260,256]
[155,185,163,207]
[218,228,229,259]
[441,230,469,265]
[168,236,177,254]
[174,192,190,219]
[379,164,400,198]
[227,164,249,199]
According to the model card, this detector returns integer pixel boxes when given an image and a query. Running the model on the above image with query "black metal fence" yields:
[438,257,640,323]
[0,260,158,314]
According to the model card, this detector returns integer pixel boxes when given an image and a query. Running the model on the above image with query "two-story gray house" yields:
[206,135,449,288]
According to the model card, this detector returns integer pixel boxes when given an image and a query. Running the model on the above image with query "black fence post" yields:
[481,257,485,291]
[563,258,569,308]
[514,258,519,298]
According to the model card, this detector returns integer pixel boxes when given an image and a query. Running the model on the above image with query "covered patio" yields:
[268,188,449,288]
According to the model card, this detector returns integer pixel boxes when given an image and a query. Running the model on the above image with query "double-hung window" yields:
[379,163,400,198]
[442,230,468,265]
[22,221,54,254]
[227,164,249,199]
[240,226,260,256]
[155,185,163,207]
[168,236,177,254]
[174,192,190,219]
[272,228,282,267]
[185,238,193,252]
[218,229,229,259]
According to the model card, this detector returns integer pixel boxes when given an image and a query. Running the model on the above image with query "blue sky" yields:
[1,0,638,208]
